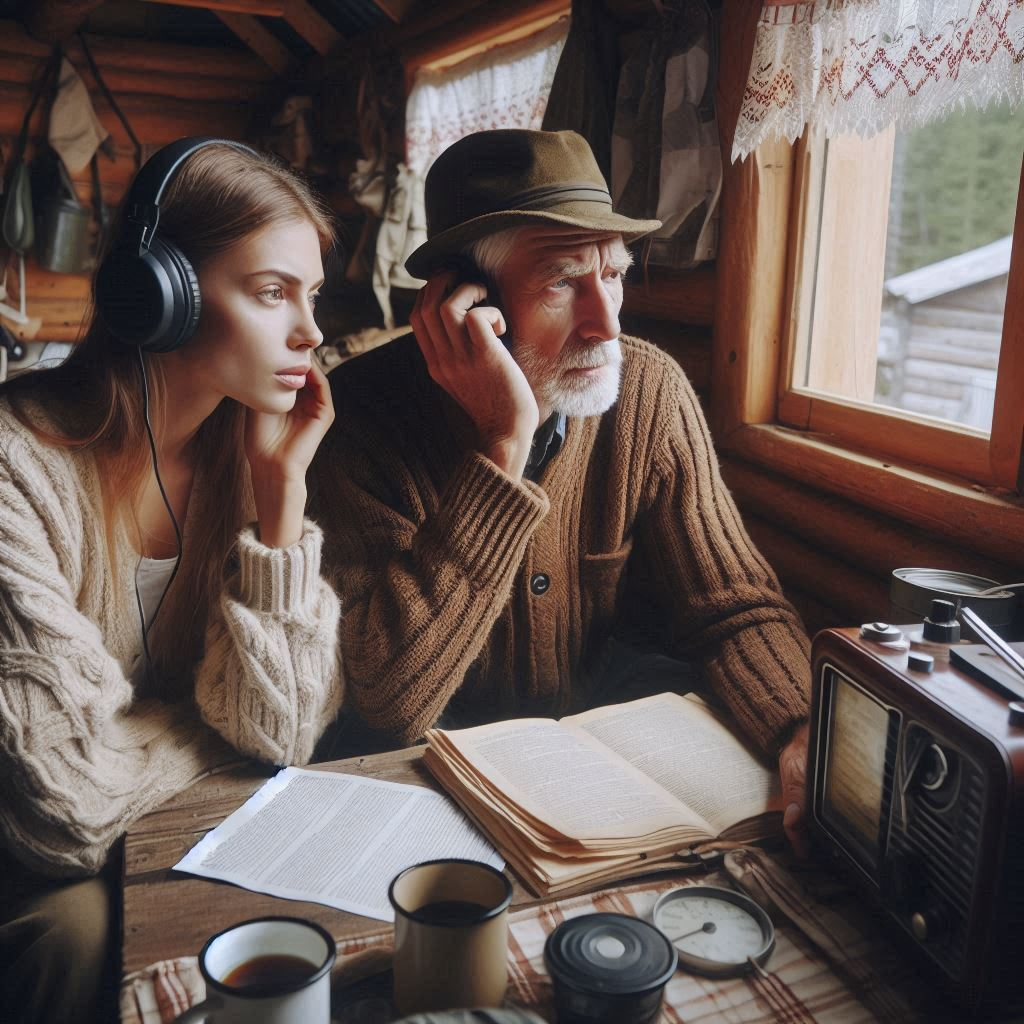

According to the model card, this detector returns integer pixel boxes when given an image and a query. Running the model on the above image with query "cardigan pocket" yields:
[579,538,634,644]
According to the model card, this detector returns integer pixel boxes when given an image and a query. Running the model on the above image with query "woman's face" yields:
[183,218,325,413]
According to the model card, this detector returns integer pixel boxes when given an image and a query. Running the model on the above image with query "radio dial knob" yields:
[860,622,904,643]
[910,908,946,943]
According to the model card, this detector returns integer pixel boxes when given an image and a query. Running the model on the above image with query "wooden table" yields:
[121,746,542,974]
[123,747,1017,1023]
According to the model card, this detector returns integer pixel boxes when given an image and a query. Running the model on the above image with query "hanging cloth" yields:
[372,17,568,327]
[48,56,109,175]
[541,0,620,181]
[611,0,722,269]
[733,0,1024,162]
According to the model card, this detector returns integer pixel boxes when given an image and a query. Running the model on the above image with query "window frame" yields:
[775,126,1023,489]
[711,0,1024,571]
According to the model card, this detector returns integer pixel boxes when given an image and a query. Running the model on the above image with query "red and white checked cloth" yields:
[120,848,928,1024]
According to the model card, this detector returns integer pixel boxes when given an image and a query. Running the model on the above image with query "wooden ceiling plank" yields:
[283,0,342,56]
[214,11,292,75]
[140,0,287,15]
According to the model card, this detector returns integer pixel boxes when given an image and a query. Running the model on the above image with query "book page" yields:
[174,767,502,922]
[563,693,782,836]
[433,718,715,842]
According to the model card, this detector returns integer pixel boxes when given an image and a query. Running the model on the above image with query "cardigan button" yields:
[530,572,550,596]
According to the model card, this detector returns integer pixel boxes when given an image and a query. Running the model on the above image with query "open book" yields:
[423,692,783,897]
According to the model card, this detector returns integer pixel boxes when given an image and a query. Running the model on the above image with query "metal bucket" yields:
[890,568,1017,638]
[36,195,91,274]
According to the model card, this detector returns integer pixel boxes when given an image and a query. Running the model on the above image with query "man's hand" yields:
[779,721,810,858]
[410,270,539,479]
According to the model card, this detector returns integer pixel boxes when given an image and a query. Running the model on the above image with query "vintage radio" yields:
[808,608,1024,1016]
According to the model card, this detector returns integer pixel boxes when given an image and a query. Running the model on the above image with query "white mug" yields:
[171,916,335,1024]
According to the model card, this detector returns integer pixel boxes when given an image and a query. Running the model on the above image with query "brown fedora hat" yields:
[404,129,661,280]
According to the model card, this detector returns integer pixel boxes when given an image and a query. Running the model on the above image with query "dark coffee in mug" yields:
[415,900,488,925]
[222,954,318,991]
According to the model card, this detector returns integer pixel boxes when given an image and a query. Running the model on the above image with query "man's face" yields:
[495,227,629,420]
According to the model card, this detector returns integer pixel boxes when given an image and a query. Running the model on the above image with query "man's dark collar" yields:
[524,411,566,482]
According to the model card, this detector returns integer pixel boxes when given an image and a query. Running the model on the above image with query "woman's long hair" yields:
[1,144,335,695]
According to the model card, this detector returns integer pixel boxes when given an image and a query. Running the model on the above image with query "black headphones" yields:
[94,136,258,353]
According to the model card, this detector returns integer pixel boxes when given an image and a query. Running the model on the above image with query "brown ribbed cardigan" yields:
[312,334,810,756]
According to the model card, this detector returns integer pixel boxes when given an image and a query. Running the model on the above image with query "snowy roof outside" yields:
[884,235,1013,305]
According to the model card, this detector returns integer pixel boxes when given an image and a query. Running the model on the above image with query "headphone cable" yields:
[134,348,183,669]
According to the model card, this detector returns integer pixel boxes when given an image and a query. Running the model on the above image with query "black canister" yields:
[543,913,677,1024]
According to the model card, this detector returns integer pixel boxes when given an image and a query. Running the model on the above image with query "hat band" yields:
[471,181,613,218]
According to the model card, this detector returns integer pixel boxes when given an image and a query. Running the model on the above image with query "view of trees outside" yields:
[875,101,1023,432]
[886,101,1023,278]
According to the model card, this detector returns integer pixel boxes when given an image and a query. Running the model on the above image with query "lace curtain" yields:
[732,0,1024,162]
[372,19,568,326]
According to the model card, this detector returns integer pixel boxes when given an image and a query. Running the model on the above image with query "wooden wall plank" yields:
[622,266,716,327]
[618,313,712,393]
[722,456,1016,587]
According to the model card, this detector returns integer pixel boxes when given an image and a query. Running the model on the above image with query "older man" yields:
[312,129,811,847]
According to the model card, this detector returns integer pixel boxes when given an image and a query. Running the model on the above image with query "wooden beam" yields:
[215,11,292,75]
[283,0,342,56]
[711,0,794,442]
[398,0,566,69]
[142,0,287,14]
[23,0,105,42]
[371,0,420,23]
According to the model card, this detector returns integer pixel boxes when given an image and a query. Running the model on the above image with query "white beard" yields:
[515,339,623,418]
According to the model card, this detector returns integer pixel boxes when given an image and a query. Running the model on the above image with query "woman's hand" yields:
[245,360,334,547]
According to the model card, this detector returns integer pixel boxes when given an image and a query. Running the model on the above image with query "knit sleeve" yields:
[193,520,343,766]
[643,364,811,757]
[0,452,235,878]
[313,447,549,745]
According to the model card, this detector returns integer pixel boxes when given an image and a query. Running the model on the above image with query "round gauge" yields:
[651,885,775,978]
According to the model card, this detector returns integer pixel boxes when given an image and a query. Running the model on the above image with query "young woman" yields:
[0,141,344,1022]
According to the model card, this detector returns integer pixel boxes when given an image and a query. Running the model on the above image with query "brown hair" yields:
[1,143,335,695]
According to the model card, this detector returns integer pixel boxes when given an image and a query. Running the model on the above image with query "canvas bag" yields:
[611,0,722,270]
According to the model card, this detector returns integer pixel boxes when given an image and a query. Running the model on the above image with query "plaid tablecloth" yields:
[120,848,930,1024]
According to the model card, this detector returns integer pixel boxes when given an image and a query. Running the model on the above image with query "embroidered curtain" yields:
[732,0,1024,162]
[372,19,568,326]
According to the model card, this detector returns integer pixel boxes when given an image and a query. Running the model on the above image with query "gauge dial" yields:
[651,885,775,978]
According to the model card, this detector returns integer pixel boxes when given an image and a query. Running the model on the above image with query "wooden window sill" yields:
[722,423,1024,569]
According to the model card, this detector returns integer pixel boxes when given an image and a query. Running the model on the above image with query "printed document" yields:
[174,767,504,922]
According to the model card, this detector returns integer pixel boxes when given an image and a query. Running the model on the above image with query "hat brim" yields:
[404,206,662,281]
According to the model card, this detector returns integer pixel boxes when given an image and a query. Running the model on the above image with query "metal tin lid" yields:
[543,913,677,997]
[892,568,1013,600]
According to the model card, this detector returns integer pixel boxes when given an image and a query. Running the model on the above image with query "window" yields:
[776,107,1024,490]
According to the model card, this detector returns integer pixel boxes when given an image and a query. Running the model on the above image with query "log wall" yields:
[0,21,275,346]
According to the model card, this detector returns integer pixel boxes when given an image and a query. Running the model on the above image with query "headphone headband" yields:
[123,136,259,253]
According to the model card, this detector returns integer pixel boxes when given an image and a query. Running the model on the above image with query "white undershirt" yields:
[129,555,177,685]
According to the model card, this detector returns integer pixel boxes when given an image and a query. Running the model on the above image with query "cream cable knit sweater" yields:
[0,399,343,878]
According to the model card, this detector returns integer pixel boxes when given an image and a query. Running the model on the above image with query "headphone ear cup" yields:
[95,236,201,352]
